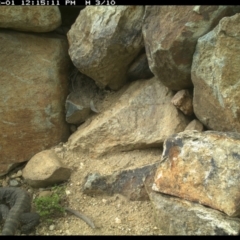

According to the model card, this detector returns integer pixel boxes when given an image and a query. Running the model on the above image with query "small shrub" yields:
[33,185,66,223]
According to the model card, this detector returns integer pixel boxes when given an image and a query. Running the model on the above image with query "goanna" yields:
[0,187,40,235]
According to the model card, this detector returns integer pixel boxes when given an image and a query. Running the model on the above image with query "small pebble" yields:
[115,217,121,224]
[16,170,22,177]
[65,190,71,195]
[9,179,20,187]
[49,225,55,231]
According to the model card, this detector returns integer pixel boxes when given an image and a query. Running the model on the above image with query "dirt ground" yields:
[0,145,164,236]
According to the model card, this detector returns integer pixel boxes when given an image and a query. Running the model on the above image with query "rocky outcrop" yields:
[67,77,190,157]
[150,191,240,235]
[67,6,145,90]
[192,13,240,132]
[143,5,240,90]
[153,130,240,217]
[22,150,71,188]
[0,30,70,176]
[0,6,61,32]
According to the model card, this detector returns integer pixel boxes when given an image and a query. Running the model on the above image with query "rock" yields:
[192,13,240,132]
[22,150,71,188]
[83,162,158,201]
[38,191,52,198]
[68,6,145,90]
[184,119,204,131]
[171,89,193,116]
[153,130,240,217]
[0,30,70,176]
[65,69,103,124]
[143,6,240,90]
[9,179,20,187]
[150,191,240,235]
[126,52,154,82]
[0,6,61,32]
[68,77,190,157]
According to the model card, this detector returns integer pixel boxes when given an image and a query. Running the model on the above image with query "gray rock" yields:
[83,162,158,201]
[192,13,240,132]
[150,191,240,235]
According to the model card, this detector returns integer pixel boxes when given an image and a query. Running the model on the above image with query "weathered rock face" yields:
[0,30,70,176]
[153,130,240,217]
[68,77,190,157]
[150,191,240,235]
[0,6,61,32]
[22,150,71,188]
[67,6,145,90]
[143,5,240,90]
[192,13,240,132]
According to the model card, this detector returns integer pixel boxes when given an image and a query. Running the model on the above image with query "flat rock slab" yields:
[150,191,240,235]
[68,77,190,157]
[153,130,240,217]
[83,162,158,201]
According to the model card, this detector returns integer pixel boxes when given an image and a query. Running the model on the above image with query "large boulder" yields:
[192,13,240,132]
[153,130,240,217]
[0,6,61,32]
[0,30,70,176]
[143,5,240,90]
[67,77,190,157]
[67,6,145,90]
[150,191,240,235]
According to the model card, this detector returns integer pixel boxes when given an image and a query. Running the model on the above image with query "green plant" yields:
[33,185,66,223]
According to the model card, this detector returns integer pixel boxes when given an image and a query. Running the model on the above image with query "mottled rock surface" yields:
[68,77,190,157]
[153,130,240,217]
[0,6,61,32]
[150,191,240,235]
[68,6,145,90]
[0,30,70,176]
[143,5,240,90]
[22,150,71,188]
[192,13,240,132]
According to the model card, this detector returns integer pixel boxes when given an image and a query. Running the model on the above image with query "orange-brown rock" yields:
[153,130,240,217]
[0,30,70,176]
